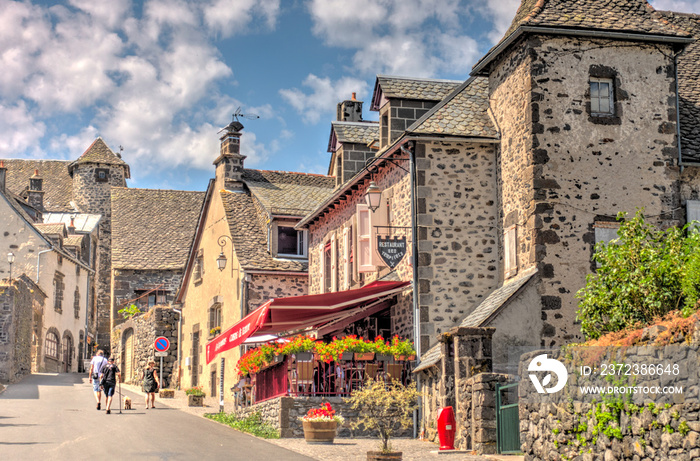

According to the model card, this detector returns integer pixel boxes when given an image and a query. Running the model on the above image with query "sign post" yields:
[154,336,171,388]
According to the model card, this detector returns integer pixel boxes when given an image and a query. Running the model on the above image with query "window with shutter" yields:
[504,226,517,279]
[319,245,325,294]
[357,204,374,273]
[343,227,350,290]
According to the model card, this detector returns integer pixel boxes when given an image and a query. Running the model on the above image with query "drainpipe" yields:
[675,52,684,175]
[36,247,52,283]
[84,272,91,362]
[172,305,182,390]
[400,140,420,439]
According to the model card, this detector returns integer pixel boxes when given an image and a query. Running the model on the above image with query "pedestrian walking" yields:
[141,359,160,409]
[99,357,121,414]
[88,349,108,410]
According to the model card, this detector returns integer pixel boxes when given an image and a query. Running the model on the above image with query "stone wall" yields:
[337,142,376,186]
[246,273,307,315]
[519,321,700,460]
[72,161,128,355]
[112,306,179,388]
[112,268,184,325]
[236,395,413,439]
[0,278,36,383]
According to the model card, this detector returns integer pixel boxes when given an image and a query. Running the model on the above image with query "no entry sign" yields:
[154,336,170,352]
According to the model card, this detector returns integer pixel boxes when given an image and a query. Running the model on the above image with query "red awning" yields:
[205,280,410,364]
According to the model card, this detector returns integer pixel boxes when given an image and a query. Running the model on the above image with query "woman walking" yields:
[141,359,159,409]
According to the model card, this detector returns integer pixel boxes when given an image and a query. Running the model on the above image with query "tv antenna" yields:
[219,107,259,134]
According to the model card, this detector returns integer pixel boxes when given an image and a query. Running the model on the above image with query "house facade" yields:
[176,120,334,400]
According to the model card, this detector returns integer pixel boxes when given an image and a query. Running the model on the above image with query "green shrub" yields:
[576,210,700,339]
[206,412,279,438]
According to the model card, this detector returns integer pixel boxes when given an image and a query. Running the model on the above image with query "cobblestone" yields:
[119,382,520,461]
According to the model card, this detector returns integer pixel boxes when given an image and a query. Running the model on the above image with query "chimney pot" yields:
[352,92,356,101]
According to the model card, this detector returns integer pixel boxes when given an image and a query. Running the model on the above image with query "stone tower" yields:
[214,119,247,192]
[68,138,130,353]
[472,0,689,348]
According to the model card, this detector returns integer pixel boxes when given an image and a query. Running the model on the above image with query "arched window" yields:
[45,331,59,359]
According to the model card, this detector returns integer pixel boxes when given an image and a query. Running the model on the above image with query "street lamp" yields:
[217,235,233,273]
[7,252,15,280]
[365,181,383,213]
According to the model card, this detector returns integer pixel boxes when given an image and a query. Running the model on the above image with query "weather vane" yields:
[218,107,259,134]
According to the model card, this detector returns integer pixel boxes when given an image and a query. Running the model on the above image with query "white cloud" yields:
[649,0,700,13]
[67,0,132,28]
[279,74,370,124]
[0,102,45,156]
[48,126,100,159]
[482,0,520,44]
[308,0,388,47]
[202,0,281,38]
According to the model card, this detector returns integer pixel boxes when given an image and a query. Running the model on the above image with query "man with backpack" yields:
[100,356,121,414]
[88,350,108,410]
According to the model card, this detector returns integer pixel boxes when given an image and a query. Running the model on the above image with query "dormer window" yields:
[590,78,614,115]
[277,226,307,258]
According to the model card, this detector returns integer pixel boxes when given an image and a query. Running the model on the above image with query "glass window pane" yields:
[278,227,299,255]
[600,98,610,113]
[591,82,599,98]
[591,97,599,113]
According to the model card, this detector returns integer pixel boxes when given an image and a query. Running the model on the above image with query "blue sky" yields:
[2,0,699,191]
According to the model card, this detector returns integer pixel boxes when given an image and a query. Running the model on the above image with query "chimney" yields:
[214,118,247,192]
[0,161,6,194]
[27,169,45,211]
[337,92,363,122]
[68,216,76,235]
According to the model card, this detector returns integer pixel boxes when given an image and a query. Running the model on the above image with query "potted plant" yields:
[185,386,206,406]
[346,379,419,460]
[300,402,345,444]
[209,326,221,338]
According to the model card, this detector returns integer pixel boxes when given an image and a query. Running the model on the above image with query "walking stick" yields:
[119,380,122,414]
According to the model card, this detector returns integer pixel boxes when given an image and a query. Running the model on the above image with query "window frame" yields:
[590,77,614,116]
[504,225,518,279]
[45,331,59,359]
[276,226,308,259]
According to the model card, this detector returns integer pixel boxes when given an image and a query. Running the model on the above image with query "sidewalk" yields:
[119,382,523,461]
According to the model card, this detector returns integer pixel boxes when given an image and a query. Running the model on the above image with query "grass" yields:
[205,411,280,439]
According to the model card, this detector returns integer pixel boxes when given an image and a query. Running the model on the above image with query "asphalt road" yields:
[0,373,314,461]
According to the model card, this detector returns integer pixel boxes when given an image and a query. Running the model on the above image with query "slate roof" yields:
[68,138,130,177]
[1,159,74,211]
[659,11,700,163]
[243,170,335,217]
[63,235,84,248]
[473,0,691,75]
[220,190,308,272]
[111,188,205,270]
[329,121,379,151]
[412,343,443,373]
[371,76,462,110]
[408,77,499,139]
[459,269,537,328]
[503,0,687,40]
[34,223,67,236]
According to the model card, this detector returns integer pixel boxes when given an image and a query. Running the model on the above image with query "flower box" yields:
[158,389,174,398]
[376,354,391,363]
[354,352,375,361]
[367,451,403,460]
[188,394,204,406]
[341,351,354,361]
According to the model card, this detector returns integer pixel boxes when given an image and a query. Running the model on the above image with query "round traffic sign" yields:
[154,336,170,352]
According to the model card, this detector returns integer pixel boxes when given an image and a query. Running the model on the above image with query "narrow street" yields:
[0,373,313,461]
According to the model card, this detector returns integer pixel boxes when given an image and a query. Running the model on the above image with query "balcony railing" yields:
[244,354,413,405]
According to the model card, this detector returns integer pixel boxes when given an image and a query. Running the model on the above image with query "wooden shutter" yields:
[370,197,389,266]
[330,233,337,292]
[357,204,374,273]
[342,227,350,290]
[319,245,325,294]
[504,226,517,279]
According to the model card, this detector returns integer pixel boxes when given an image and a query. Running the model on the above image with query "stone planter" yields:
[296,351,313,361]
[302,420,338,444]
[187,394,204,406]
[159,389,174,398]
[367,452,402,460]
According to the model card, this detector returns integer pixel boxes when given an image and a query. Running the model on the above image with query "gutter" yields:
[36,248,52,283]
[172,305,182,390]
[471,25,693,76]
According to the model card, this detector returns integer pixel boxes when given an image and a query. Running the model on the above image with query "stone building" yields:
[0,162,95,378]
[399,0,700,453]
[175,119,334,400]
[110,187,205,383]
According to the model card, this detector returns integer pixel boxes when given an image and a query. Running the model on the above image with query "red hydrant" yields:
[437,406,456,450]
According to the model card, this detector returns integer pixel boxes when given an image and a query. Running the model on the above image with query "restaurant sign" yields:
[377,235,407,269]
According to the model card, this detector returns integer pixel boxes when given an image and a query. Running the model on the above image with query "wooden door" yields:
[124,329,134,382]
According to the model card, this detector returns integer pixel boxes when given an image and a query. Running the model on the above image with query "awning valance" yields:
[205,280,411,363]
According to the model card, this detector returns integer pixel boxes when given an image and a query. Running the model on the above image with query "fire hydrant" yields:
[437,406,456,450]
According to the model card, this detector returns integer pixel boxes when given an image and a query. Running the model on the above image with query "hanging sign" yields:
[376,235,407,268]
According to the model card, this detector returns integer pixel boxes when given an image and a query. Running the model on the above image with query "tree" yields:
[576,210,700,339]
[346,379,419,453]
